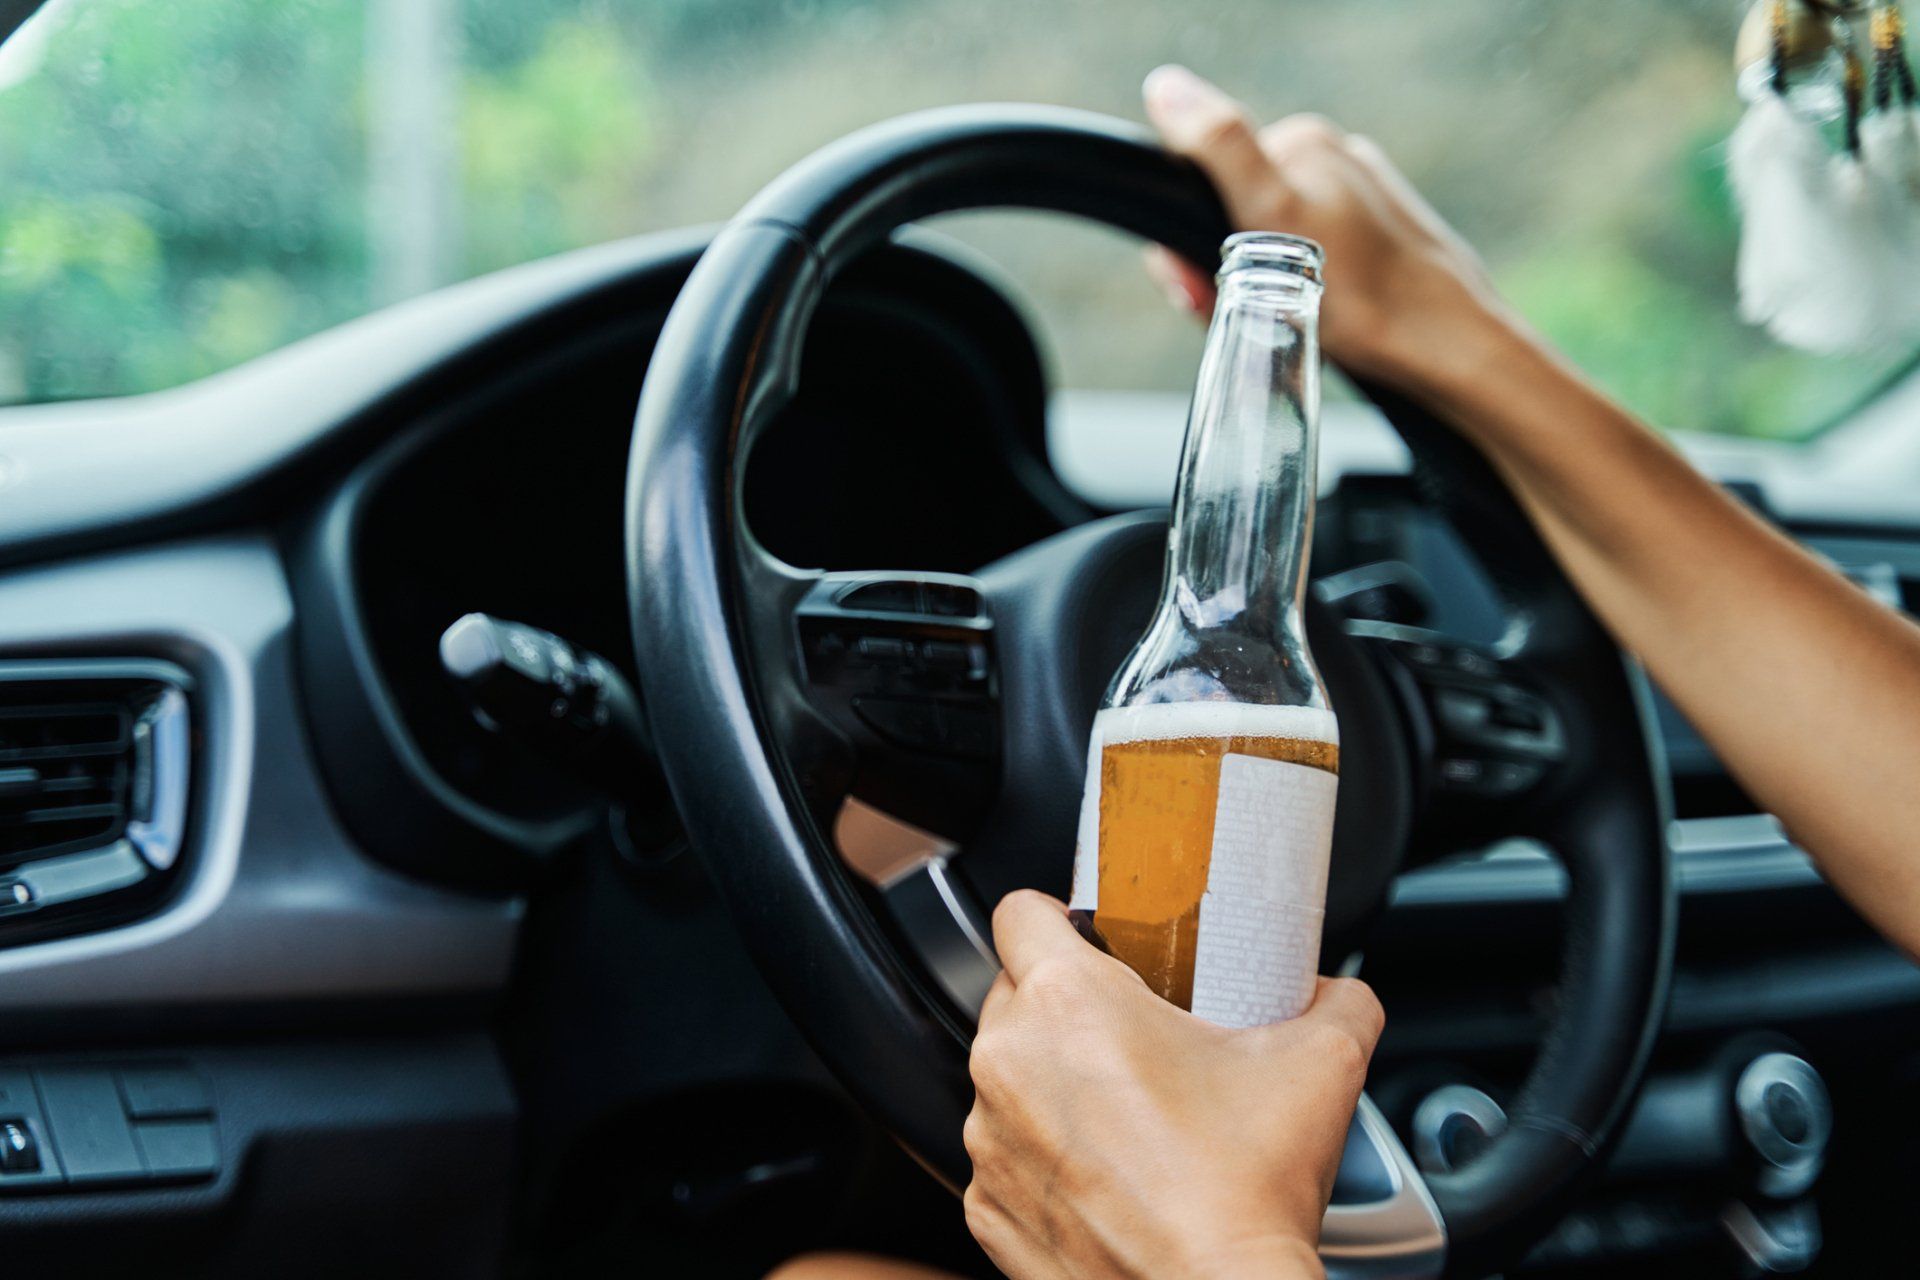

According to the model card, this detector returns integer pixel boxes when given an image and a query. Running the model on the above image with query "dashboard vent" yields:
[0,662,192,943]
[0,699,133,865]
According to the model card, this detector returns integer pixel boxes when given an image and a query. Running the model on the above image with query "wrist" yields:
[1188,1233,1324,1280]
[1375,283,1529,405]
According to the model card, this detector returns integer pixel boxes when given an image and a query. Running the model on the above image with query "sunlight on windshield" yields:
[0,0,1909,438]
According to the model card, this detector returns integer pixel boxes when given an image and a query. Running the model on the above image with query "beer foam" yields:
[1093,701,1339,748]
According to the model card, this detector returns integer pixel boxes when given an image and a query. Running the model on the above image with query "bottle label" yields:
[1188,754,1336,1026]
[1067,705,1338,1027]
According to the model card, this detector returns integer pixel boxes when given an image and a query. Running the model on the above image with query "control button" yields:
[1764,1082,1812,1146]
[1734,1052,1831,1198]
[1452,649,1500,679]
[1485,761,1544,795]
[1436,757,1484,788]
[1395,640,1446,667]
[0,1120,38,1173]
[0,1073,37,1118]
[37,1068,142,1184]
[132,1119,217,1179]
[1412,1084,1507,1174]
[853,697,944,752]
[118,1066,210,1120]
[0,1070,59,1188]
[853,637,911,664]
[0,880,31,916]
[920,641,974,674]
[940,706,997,760]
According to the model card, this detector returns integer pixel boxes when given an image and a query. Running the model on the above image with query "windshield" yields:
[0,0,1907,439]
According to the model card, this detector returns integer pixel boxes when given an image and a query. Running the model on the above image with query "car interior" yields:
[4,1,1920,1277]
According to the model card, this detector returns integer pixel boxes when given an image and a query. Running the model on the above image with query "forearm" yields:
[1396,305,1920,954]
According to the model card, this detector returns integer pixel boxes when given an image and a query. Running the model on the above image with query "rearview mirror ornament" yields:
[1729,0,1920,352]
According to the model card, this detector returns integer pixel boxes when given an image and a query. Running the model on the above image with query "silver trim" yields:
[1411,1084,1508,1176]
[127,684,190,870]
[1323,1096,1448,1279]
[887,857,1001,1015]
[0,537,520,1011]
[1734,1053,1831,1199]
[1391,816,1822,908]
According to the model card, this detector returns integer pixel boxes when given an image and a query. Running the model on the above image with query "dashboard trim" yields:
[1391,816,1822,908]
[0,537,520,1014]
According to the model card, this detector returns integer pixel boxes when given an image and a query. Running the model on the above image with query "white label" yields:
[1189,754,1338,1028]
[1067,738,1102,912]
[1190,898,1324,1027]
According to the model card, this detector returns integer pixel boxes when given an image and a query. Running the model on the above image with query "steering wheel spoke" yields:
[773,567,1006,1014]
[788,569,1002,836]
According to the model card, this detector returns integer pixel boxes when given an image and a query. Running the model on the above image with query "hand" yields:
[1141,64,1512,392]
[963,890,1385,1280]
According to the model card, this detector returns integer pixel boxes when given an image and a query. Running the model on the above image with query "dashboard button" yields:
[37,1068,141,1184]
[920,641,973,674]
[132,1119,217,1179]
[118,1066,210,1120]
[853,637,911,664]
[0,1120,37,1173]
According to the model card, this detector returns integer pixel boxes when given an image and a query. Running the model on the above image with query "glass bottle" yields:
[1067,232,1339,1028]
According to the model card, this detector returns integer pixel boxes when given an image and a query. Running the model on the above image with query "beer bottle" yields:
[1068,232,1338,1028]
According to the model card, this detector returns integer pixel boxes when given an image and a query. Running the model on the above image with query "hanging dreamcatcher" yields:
[1729,0,1920,352]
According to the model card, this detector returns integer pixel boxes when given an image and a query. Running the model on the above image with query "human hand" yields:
[962,890,1385,1280]
[1141,64,1512,392]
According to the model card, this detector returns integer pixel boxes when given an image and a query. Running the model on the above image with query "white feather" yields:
[1863,105,1920,198]
[1730,95,1920,353]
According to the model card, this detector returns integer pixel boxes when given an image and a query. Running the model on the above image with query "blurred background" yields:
[0,0,1910,438]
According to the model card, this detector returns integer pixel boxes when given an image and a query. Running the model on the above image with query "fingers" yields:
[978,969,1014,1027]
[1302,976,1386,1057]
[1143,64,1284,224]
[1144,244,1216,318]
[989,889,1079,983]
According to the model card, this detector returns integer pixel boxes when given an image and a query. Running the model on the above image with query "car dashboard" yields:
[0,227,1916,1275]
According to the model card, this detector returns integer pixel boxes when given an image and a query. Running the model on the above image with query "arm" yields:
[1144,66,1920,959]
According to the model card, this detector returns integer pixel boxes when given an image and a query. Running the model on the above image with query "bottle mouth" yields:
[1218,232,1325,286]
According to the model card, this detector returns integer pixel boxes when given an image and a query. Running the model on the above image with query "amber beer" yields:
[1067,232,1336,1029]
[1074,702,1339,1022]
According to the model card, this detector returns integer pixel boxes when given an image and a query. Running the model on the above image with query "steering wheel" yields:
[626,105,1674,1278]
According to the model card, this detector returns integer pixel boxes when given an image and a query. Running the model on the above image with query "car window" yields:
[0,0,1906,439]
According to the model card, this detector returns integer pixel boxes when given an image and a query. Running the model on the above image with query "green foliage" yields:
[0,0,1908,441]
[0,0,365,399]
[461,15,656,275]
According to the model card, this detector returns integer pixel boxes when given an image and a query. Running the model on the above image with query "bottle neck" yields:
[1164,271,1321,649]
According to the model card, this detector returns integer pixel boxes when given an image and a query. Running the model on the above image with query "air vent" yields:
[0,700,134,865]
[0,661,192,942]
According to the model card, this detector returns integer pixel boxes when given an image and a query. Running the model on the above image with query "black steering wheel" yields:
[626,105,1674,1278]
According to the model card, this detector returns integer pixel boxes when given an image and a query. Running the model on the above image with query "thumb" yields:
[1143,65,1283,227]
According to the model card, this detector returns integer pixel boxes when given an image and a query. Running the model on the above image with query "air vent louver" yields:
[0,701,134,865]
[0,662,191,949]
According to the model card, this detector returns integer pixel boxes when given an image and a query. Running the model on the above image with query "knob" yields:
[1412,1084,1507,1174]
[1734,1052,1830,1198]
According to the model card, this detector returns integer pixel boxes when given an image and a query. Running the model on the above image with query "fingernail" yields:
[1144,64,1207,115]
